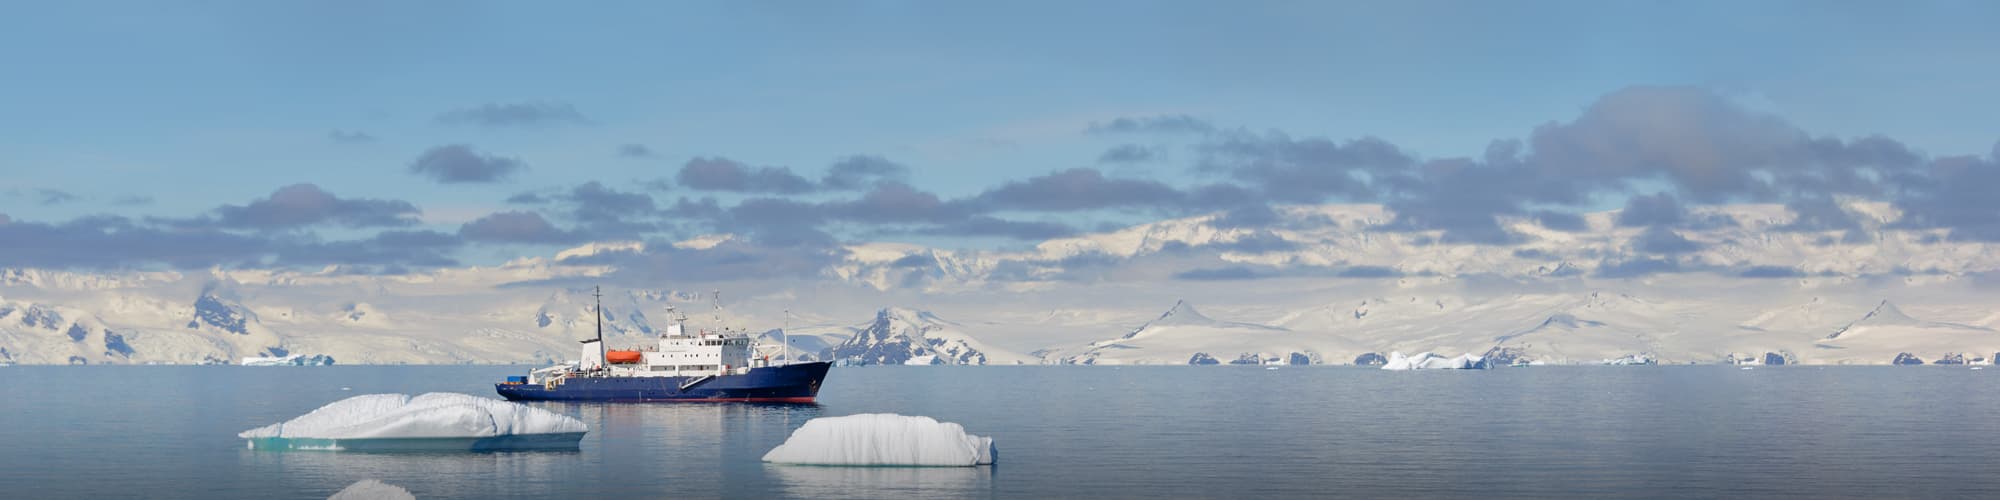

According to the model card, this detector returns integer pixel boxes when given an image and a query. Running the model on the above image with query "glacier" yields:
[762,413,996,466]
[239,393,586,451]
[240,354,335,366]
[1380,352,1488,370]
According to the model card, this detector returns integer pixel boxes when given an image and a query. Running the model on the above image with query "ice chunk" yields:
[328,479,414,500]
[762,413,995,466]
[240,393,586,451]
[1380,351,1488,370]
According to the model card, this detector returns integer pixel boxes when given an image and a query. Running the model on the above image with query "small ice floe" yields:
[1265,366,1280,370]
[1380,352,1488,370]
[241,393,586,452]
[1974,366,1985,371]
[341,387,352,391]
[1741,366,1755,370]
[762,413,995,466]
[328,479,415,500]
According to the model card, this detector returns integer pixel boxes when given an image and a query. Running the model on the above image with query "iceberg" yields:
[1380,351,1488,370]
[328,480,414,500]
[240,354,335,366]
[762,413,996,466]
[240,393,586,451]
[1601,354,1656,366]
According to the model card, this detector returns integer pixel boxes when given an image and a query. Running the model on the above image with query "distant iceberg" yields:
[1601,354,1656,366]
[1380,351,1488,370]
[240,393,586,451]
[762,413,995,466]
[240,354,335,366]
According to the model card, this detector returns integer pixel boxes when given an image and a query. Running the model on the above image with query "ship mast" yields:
[593,286,604,345]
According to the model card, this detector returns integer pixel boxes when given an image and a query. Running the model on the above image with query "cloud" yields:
[436,101,587,127]
[549,238,844,283]
[36,189,78,205]
[1198,132,1414,203]
[1775,197,1865,232]
[1087,114,1215,135]
[457,211,579,244]
[270,230,461,268]
[616,144,655,158]
[1895,153,2000,241]
[1633,226,1702,254]
[328,130,376,144]
[1097,144,1159,164]
[1335,265,1401,278]
[1616,193,1685,227]
[408,145,527,184]
[1739,265,1805,278]
[920,216,1077,240]
[1209,231,1299,253]
[111,195,154,206]
[821,155,910,190]
[1595,257,1684,278]
[205,184,420,229]
[0,215,270,269]
[676,157,816,194]
[1173,266,1261,281]
[1532,210,1588,232]
[973,168,1186,212]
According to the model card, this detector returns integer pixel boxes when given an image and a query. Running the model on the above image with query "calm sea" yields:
[0,365,1994,499]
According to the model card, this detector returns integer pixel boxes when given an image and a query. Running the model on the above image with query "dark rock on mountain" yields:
[1353,352,1387,366]
[1188,352,1219,365]
[1891,352,1924,365]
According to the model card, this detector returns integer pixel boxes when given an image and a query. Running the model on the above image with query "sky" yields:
[1,0,1997,273]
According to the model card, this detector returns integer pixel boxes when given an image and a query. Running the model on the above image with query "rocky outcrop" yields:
[1482,346,1529,365]
[1353,352,1387,366]
[1188,352,1220,365]
[1762,352,1788,366]
[1891,352,1924,365]
[1933,352,1966,365]
[1287,352,1313,365]
[1228,353,1263,365]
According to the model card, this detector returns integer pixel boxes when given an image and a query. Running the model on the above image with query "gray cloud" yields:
[1595,257,1685,278]
[1087,114,1215,135]
[328,130,376,144]
[1617,193,1685,227]
[1633,226,1702,254]
[1173,266,1261,281]
[1198,132,1414,203]
[1894,153,2000,241]
[617,144,655,158]
[676,157,816,194]
[206,184,420,230]
[821,155,910,191]
[36,189,78,205]
[437,101,587,127]
[408,145,527,184]
[1776,197,1865,233]
[457,211,579,244]
[0,215,270,269]
[1739,265,1806,278]
[1336,265,1401,278]
[112,195,154,206]
[974,168,1186,212]
[1532,210,1588,232]
[920,216,1078,240]
[1097,144,1159,164]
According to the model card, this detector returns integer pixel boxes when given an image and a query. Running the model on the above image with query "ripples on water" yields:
[0,365,1994,498]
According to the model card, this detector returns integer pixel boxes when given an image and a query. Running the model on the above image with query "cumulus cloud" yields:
[1532,210,1588,232]
[919,216,1077,240]
[408,145,527,184]
[457,211,579,244]
[437,101,587,127]
[204,184,420,229]
[821,155,910,190]
[1739,265,1805,278]
[1087,114,1215,135]
[1198,132,1414,203]
[1173,266,1261,281]
[676,157,816,194]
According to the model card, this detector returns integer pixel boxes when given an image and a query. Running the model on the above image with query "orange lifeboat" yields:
[605,350,643,364]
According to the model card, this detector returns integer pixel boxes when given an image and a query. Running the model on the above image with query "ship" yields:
[496,288,831,403]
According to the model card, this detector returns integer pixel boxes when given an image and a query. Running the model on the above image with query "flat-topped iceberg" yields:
[1381,351,1488,370]
[762,413,995,466]
[240,392,586,451]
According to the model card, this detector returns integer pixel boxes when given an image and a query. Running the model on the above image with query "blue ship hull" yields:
[495,362,831,403]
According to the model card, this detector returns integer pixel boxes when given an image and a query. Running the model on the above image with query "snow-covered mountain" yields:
[7,201,2000,365]
[823,308,1030,365]
[1048,300,1359,365]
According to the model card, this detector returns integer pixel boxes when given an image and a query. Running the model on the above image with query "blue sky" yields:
[2,1,1997,270]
